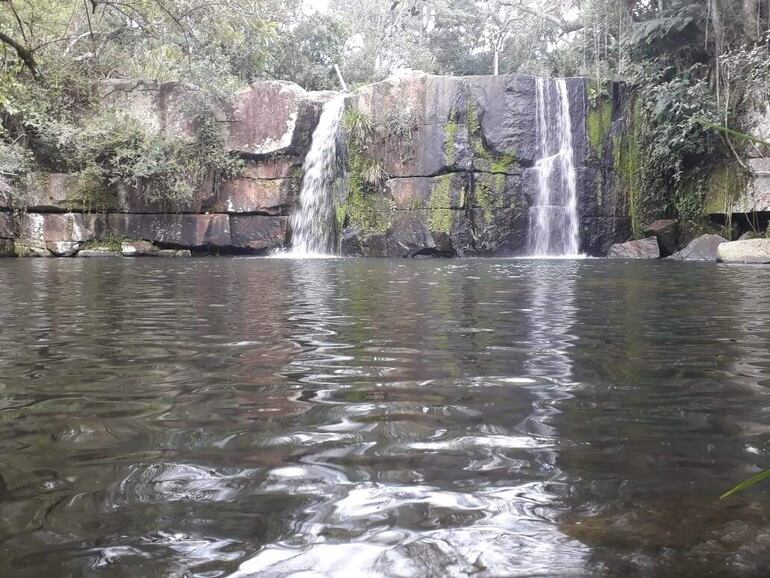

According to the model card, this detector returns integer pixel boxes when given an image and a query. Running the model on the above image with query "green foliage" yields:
[343,108,374,146]
[474,173,513,221]
[361,159,386,187]
[588,99,613,158]
[628,4,707,68]
[444,115,459,164]
[0,139,32,202]
[81,234,133,252]
[490,153,517,174]
[2,74,242,211]
[720,470,770,500]
[341,106,392,234]
[467,99,489,160]
[269,15,347,90]
[615,66,727,233]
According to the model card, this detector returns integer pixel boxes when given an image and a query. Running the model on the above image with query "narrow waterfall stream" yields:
[288,95,345,256]
[528,78,581,257]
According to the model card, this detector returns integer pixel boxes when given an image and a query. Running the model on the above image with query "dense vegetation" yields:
[1,0,769,227]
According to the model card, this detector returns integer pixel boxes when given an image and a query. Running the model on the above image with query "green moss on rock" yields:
[467,99,490,160]
[428,174,454,233]
[343,145,392,235]
[444,112,459,165]
[613,102,643,237]
[475,173,506,221]
[587,100,612,158]
[491,153,517,174]
[703,164,746,215]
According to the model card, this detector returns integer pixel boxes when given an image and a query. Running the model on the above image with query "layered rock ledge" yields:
[2,72,632,257]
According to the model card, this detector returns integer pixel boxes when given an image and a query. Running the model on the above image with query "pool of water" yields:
[1,258,770,577]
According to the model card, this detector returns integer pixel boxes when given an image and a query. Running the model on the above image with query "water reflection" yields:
[558,262,770,575]
[233,260,590,576]
[1,259,770,576]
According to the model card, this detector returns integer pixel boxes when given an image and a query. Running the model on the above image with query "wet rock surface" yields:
[643,219,679,256]
[668,234,728,261]
[230,215,288,252]
[607,237,661,259]
[335,71,626,257]
[46,241,81,257]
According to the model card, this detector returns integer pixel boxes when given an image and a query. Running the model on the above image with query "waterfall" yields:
[528,78,580,257]
[288,95,344,256]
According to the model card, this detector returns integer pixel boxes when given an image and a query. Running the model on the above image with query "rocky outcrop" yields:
[705,101,770,220]
[643,219,679,256]
[668,234,728,261]
[5,211,285,256]
[97,79,328,153]
[46,241,81,257]
[0,79,328,257]
[0,212,15,239]
[2,73,632,258]
[230,215,288,251]
[78,248,121,257]
[121,240,191,257]
[335,71,625,257]
[717,238,770,263]
[607,237,660,259]
[22,173,87,211]
[0,239,15,257]
[223,82,331,156]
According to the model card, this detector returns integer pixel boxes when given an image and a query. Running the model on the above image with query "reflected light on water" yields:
[1,258,770,576]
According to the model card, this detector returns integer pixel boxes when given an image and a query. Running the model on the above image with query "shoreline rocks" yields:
[643,219,679,256]
[607,237,660,259]
[717,238,770,264]
[668,234,728,262]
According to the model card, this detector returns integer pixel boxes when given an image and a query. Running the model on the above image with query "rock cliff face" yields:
[335,71,629,257]
[1,73,631,257]
[1,80,330,256]
[704,100,770,220]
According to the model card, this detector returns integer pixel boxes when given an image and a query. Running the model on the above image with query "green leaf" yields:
[720,470,770,501]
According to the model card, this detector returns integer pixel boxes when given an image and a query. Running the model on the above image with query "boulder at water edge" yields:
[717,238,770,263]
[642,219,679,256]
[46,241,81,257]
[607,237,660,259]
[121,240,159,256]
[667,234,728,261]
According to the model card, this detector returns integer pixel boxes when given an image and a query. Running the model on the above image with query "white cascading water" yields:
[288,95,345,256]
[528,78,580,257]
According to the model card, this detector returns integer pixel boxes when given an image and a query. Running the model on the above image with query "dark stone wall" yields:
[337,72,630,257]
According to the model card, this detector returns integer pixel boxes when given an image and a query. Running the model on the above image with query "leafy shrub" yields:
[2,75,242,210]
[0,139,33,203]
[621,62,728,229]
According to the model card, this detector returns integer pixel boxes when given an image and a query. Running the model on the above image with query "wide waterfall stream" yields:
[287,96,345,256]
[2,258,770,577]
[528,78,581,257]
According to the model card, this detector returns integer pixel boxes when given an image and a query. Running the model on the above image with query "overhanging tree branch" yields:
[0,30,41,78]
[500,1,584,34]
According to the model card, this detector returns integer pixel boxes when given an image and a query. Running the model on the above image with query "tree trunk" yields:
[493,49,499,76]
[710,0,723,55]
[743,0,760,40]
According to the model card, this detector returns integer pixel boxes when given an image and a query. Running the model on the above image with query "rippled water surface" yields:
[2,258,770,577]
